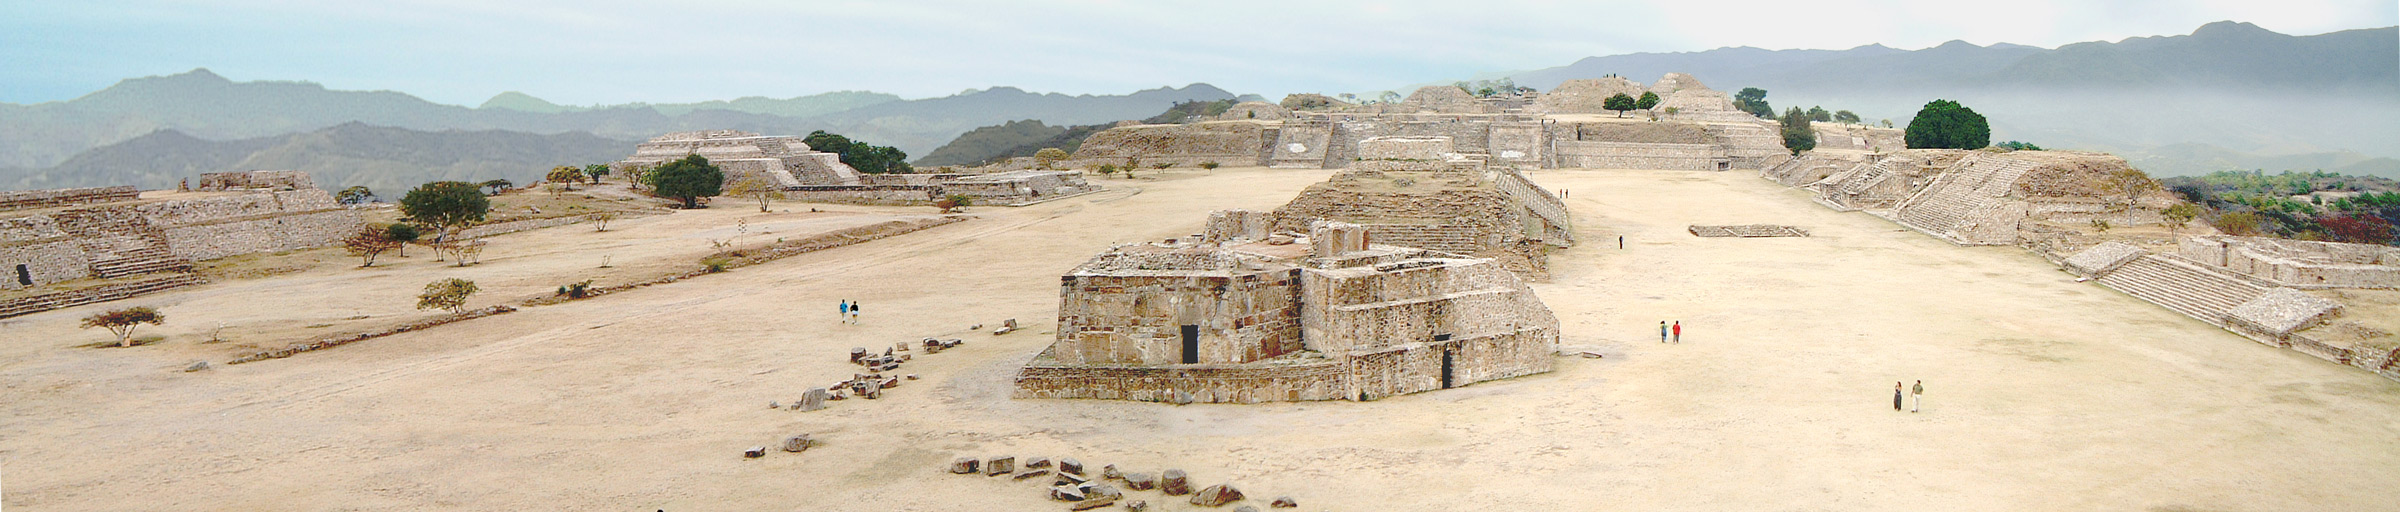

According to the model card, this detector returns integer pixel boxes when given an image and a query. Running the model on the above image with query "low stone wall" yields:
[2063,242,2147,276]
[225,305,517,364]
[786,185,940,205]
[456,210,666,240]
[1014,358,1353,403]
[521,215,969,307]
[160,209,362,261]
[2179,236,2400,289]
[0,274,206,318]
[196,171,313,191]
[0,186,139,213]
[1553,141,1724,170]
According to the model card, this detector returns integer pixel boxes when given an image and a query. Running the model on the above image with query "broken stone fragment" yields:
[987,455,1015,475]
[905,374,920,380]
[743,446,766,458]
[1054,472,1089,486]
[1271,496,1298,508]
[1013,469,1053,481]
[781,434,812,453]
[1059,457,1084,475]
[1159,469,1191,495]
[798,387,829,411]
[1101,464,1123,480]
[1124,472,1157,490]
[1051,485,1087,502]
[1087,483,1123,501]
[1235,506,1259,512]
[768,401,781,409]
[1126,500,1148,512]
[950,457,980,474]
[1070,496,1120,511]
[1189,484,1243,507]
[1026,456,1052,469]
[850,347,868,362]
[184,361,209,372]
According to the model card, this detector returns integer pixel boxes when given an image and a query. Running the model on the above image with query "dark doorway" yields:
[14,264,29,286]
[1440,349,1455,389]
[1180,325,1200,364]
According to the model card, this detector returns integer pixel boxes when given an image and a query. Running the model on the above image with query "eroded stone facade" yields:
[1,171,360,291]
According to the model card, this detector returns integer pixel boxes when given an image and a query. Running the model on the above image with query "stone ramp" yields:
[1887,155,2039,244]
[2098,255,2271,327]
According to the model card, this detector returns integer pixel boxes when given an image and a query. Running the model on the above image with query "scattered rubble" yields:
[1190,484,1244,506]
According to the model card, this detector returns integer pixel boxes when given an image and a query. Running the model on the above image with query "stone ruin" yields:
[2178,236,2400,289]
[1214,101,1293,121]
[1012,213,1561,404]
[1766,149,2164,247]
[1689,225,1810,238]
[1,171,361,311]
[1265,137,1572,279]
[617,130,1098,206]
[1063,73,1791,172]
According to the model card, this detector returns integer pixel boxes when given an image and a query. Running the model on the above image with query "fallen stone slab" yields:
[1060,457,1085,475]
[1127,500,1148,512]
[1027,456,1052,469]
[781,434,812,453]
[743,446,766,459]
[1101,464,1123,480]
[1235,506,1258,512]
[1051,485,1087,502]
[1160,469,1191,495]
[1271,496,1298,508]
[798,387,829,411]
[950,457,980,474]
[1070,496,1120,511]
[1013,469,1054,481]
[987,455,1015,476]
[1054,472,1089,486]
[1189,484,1243,507]
[1124,472,1156,490]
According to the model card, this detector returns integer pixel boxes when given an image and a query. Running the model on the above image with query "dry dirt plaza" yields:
[2,167,2396,511]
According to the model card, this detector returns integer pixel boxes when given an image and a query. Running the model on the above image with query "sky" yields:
[2,0,2394,106]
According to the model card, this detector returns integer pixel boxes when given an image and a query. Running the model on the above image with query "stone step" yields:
[2097,256,2269,325]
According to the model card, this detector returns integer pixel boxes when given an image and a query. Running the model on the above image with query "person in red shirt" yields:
[1672,321,1681,343]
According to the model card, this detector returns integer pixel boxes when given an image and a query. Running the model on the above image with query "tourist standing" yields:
[1659,321,1668,343]
[1672,321,1682,343]
[1893,382,1904,411]
[839,300,850,324]
[1911,380,1924,413]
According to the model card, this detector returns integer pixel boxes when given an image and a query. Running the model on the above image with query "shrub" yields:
[1199,161,1220,170]
[81,306,165,348]
[344,226,401,267]
[935,194,973,214]
[417,278,479,314]
[700,255,734,273]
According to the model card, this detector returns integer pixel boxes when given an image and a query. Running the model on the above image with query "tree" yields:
[417,278,479,314]
[547,166,584,191]
[724,174,783,213]
[1996,141,2044,151]
[1779,107,1817,154]
[804,131,912,174]
[1377,91,1401,104]
[81,306,164,348]
[583,164,611,184]
[336,186,375,205]
[935,194,972,214]
[479,179,514,195]
[399,181,490,247]
[344,226,400,267]
[645,155,723,209]
[385,223,421,257]
[2098,168,2160,222]
[1834,110,1861,124]
[1034,148,1069,169]
[2212,211,2264,236]
[1602,93,1638,118]
[1732,87,1773,118]
[1806,106,1832,122]
[2163,203,2202,236]
[1635,91,1660,113]
[621,165,650,190]
[1880,119,1894,128]
[1199,161,1220,170]
[1904,99,1991,149]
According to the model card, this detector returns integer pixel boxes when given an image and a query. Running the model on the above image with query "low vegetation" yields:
[416,278,479,314]
[804,131,911,174]
[2163,170,2400,244]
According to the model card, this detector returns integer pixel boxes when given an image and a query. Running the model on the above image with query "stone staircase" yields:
[50,209,195,279]
[1889,156,2038,242]
[2097,255,2271,327]
[1366,224,1484,255]
[0,274,205,319]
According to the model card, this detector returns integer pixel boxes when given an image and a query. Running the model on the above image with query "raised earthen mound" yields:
[1279,93,1353,111]
[1400,86,1486,114]
[1218,101,1293,121]
[1532,78,1646,114]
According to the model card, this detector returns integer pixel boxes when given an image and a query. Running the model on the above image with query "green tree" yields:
[1995,141,2044,151]
[1602,93,1638,118]
[81,306,165,348]
[417,278,479,314]
[1904,99,1991,149]
[399,181,491,243]
[582,163,611,184]
[2099,168,2160,222]
[1806,106,1832,122]
[1635,91,1661,113]
[384,223,422,257]
[645,154,724,209]
[478,179,513,195]
[1779,107,1818,154]
[1732,87,1773,118]
[1033,148,1069,169]
[2212,211,2264,236]
[344,226,400,267]
[335,186,375,205]
[2163,203,2203,236]
[803,131,913,174]
[546,165,584,191]
[1833,110,1861,124]
[935,193,972,214]
[724,173,783,213]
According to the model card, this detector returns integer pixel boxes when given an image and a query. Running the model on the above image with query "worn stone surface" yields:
[949,457,979,474]
[986,455,1015,475]
[797,387,829,411]
[1059,457,1084,475]
[1160,470,1190,495]
[780,434,812,453]
[1124,472,1156,490]
[1190,484,1244,507]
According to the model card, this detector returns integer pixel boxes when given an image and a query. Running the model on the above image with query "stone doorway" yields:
[14,264,28,286]
[1180,325,1200,364]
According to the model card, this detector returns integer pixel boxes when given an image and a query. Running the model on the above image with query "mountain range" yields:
[0,123,635,194]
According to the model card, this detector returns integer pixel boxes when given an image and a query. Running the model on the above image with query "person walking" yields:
[1893,382,1904,411]
[848,300,861,324]
[838,300,850,324]
[1672,321,1682,343]
[1910,380,1924,413]
[1659,321,1669,343]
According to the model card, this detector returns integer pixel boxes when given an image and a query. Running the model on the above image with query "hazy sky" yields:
[3,0,2393,106]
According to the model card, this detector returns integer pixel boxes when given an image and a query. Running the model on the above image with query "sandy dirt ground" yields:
[2,168,2395,511]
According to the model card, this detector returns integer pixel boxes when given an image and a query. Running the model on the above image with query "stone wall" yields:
[1398,86,1489,114]
[196,171,314,191]
[1065,122,1273,169]
[0,186,139,213]
[787,185,940,205]
[1,187,357,289]
[1012,358,1351,403]
[0,274,205,318]
[161,209,361,261]
[1357,136,1454,161]
[2179,236,2400,288]
[1053,270,1304,366]
[1554,141,1725,170]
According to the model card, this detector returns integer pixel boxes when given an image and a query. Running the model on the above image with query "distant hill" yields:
[916,120,1123,168]
[3,123,636,195]
[0,69,1237,178]
[2123,143,2400,179]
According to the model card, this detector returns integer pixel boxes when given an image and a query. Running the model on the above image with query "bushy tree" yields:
[2212,211,2265,236]
[1995,141,2045,151]
[1904,99,1991,149]
[1033,148,1069,169]
[384,223,422,257]
[345,226,400,267]
[1198,161,1220,170]
[1635,91,1660,113]
[803,131,912,174]
[2098,168,2160,222]
[645,155,723,209]
[1834,110,1861,124]
[546,166,584,190]
[417,278,479,314]
[81,306,164,348]
[479,179,514,195]
[1806,106,1832,122]
[335,186,375,205]
[400,181,490,243]
[1602,93,1638,118]
[724,174,783,213]
[2163,203,2202,235]
[583,164,611,184]
[1733,87,1773,118]
[1779,107,1817,154]
[935,194,972,214]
